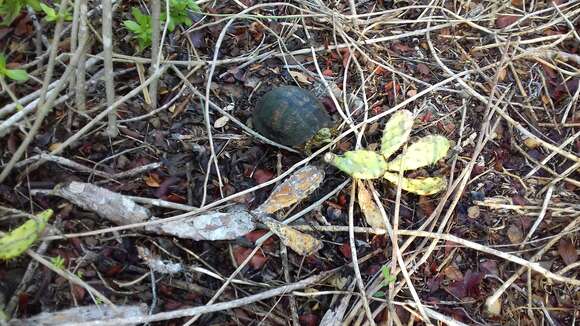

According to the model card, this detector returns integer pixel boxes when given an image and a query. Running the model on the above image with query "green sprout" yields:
[325,110,451,196]
[39,2,72,22]
[123,7,153,51]
[162,0,200,32]
[0,53,29,82]
[50,255,66,269]
[373,265,397,298]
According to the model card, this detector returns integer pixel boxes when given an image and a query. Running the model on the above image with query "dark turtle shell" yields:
[253,86,332,147]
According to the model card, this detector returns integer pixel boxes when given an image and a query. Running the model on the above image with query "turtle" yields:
[252,86,336,154]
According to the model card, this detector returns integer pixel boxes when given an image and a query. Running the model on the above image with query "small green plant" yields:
[373,265,397,298]
[162,0,199,32]
[325,110,451,196]
[124,0,200,50]
[50,255,66,269]
[123,7,153,51]
[0,54,28,81]
[0,0,41,26]
[39,2,72,22]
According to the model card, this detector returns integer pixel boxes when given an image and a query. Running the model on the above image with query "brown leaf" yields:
[264,218,322,255]
[507,224,523,244]
[417,63,430,75]
[480,260,498,276]
[357,181,386,229]
[495,15,519,28]
[299,313,319,326]
[339,242,351,259]
[443,265,464,281]
[558,238,577,266]
[256,165,324,214]
[144,173,161,188]
[253,169,274,185]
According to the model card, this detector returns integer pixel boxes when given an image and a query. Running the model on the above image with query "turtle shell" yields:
[253,86,332,147]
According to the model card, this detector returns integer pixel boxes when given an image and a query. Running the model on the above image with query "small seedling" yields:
[123,7,153,51]
[50,255,66,269]
[0,0,41,26]
[0,54,29,82]
[39,2,72,22]
[162,0,200,32]
[325,110,450,196]
[372,265,397,298]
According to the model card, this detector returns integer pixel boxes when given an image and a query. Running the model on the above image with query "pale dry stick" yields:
[553,3,580,42]
[347,183,376,326]
[280,243,300,326]
[26,250,115,307]
[0,2,76,183]
[525,131,580,179]
[513,142,580,187]
[170,64,299,153]
[75,0,88,113]
[11,153,113,180]
[396,230,580,286]
[69,0,81,104]
[560,82,579,125]
[103,0,117,137]
[405,304,470,326]
[519,184,554,249]
[149,0,161,111]
[20,66,169,178]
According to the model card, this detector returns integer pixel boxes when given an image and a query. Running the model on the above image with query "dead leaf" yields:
[264,218,322,255]
[144,173,161,188]
[214,116,229,128]
[256,165,324,214]
[357,181,386,229]
[232,245,268,269]
[485,297,502,316]
[339,242,351,258]
[467,206,480,219]
[495,15,519,28]
[443,265,464,281]
[417,63,430,75]
[288,70,311,85]
[558,238,577,266]
[507,224,523,244]
[253,169,274,185]
[48,143,62,152]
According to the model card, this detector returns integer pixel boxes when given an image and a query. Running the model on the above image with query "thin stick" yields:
[149,0,161,111]
[103,0,118,137]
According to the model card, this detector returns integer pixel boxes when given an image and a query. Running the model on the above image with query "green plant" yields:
[50,255,66,269]
[39,2,72,22]
[162,0,199,32]
[0,54,28,81]
[373,265,397,298]
[325,110,451,196]
[123,7,153,51]
[0,0,41,26]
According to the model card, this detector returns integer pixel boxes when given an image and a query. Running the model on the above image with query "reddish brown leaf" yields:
[447,270,483,299]
[443,265,463,281]
[558,238,577,266]
[391,42,412,53]
[480,260,498,276]
[417,63,430,75]
[339,242,352,259]
[233,246,253,266]
[253,169,274,184]
[495,15,519,28]
[144,173,161,188]
[299,313,319,326]
[249,250,268,269]
[507,224,523,244]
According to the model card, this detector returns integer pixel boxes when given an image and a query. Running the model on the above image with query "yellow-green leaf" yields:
[383,172,447,195]
[256,165,324,215]
[0,209,53,260]
[263,218,322,255]
[385,135,450,172]
[324,150,388,179]
[357,180,386,229]
[381,110,414,159]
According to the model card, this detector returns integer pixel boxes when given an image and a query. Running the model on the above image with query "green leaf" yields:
[383,172,447,195]
[39,3,57,20]
[4,68,28,81]
[324,150,388,179]
[385,135,450,172]
[0,54,6,70]
[123,20,142,33]
[381,110,414,159]
[381,265,396,284]
[0,209,53,260]
[25,0,41,11]
[373,291,385,298]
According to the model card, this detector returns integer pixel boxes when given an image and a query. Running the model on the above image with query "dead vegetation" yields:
[0,0,579,325]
